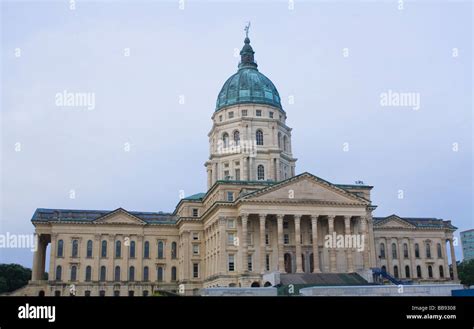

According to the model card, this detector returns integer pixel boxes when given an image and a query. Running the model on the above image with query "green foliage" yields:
[458,259,474,287]
[0,264,32,293]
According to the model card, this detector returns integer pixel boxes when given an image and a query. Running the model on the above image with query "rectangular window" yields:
[235,161,240,166]
[227,192,234,202]
[224,171,230,179]
[235,169,240,181]
[227,219,235,229]
[192,233,199,241]
[310,233,313,244]
[247,254,253,271]
[193,244,199,255]
[283,221,289,229]
[192,208,198,217]
[242,110,247,116]
[219,115,223,122]
[227,233,235,245]
[269,111,274,118]
[228,254,235,272]
[284,234,290,244]
[266,254,270,271]
[247,233,252,245]
[228,111,234,119]
[265,233,270,245]
[193,263,199,278]
[256,110,262,117]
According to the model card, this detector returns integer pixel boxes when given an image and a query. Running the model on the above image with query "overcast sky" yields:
[1,0,472,267]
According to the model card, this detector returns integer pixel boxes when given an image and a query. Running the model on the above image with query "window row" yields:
[381,264,445,279]
[57,239,178,259]
[55,265,178,282]
[218,109,283,122]
[221,130,264,147]
[379,242,443,259]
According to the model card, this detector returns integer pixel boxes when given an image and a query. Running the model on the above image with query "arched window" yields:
[157,267,163,282]
[72,239,78,257]
[403,243,409,258]
[115,241,121,258]
[100,266,106,281]
[439,265,444,278]
[417,265,422,278]
[86,240,93,258]
[114,266,121,281]
[144,241,150,258]
[428,265,433,278]
[143,266,149,281]
[129,266,135,281]
[393,265,399,278]
[405,265,410,278]
[57,240,64,257]
[56,265,62,281]
[256,130,263,146]
[233,131,240,146]
[278,132,282,149]
[283,135,288,152]
[415,243,420,258]
[257,165,265,180]
[426,243,431,258]
[101,240,107,258]
[70,265,77,281]
[158,241,164,259]
[437,243,442,258]
[171,242,177,259]
[222,133,229,148]
[171,266,177,281]
[85,266,92,282]
[130,241,136,258]
[380,243,386,259]
[392,243,397,259]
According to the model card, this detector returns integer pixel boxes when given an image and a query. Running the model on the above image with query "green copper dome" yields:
[215,37,283,112]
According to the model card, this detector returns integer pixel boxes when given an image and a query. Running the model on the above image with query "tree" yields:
[0,264,32,293]
[457,259,474,287]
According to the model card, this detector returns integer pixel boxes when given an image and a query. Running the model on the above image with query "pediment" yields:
[374,215,415,229]
[241,173,368,205]
[93,208,146,225]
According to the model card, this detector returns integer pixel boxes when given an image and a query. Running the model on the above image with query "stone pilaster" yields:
[449,238,458,281]
[328,216,337,273]
[241,214,248,273]
[259,214,266,274]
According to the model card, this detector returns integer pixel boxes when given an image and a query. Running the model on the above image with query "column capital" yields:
[276,214,284,221]
[294,214,302,220]
[258,213,267,220]
[310,215,319,221]
[240,213,249,219]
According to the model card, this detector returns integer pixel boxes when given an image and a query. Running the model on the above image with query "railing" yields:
[372,268,413,285]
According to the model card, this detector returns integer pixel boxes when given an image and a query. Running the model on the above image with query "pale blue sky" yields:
[1,0,472,267]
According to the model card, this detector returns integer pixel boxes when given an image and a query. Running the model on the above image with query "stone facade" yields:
[16,34,459,297]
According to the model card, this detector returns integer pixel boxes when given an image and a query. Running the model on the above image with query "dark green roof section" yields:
[31,208,176,224]
[182,193,206,201]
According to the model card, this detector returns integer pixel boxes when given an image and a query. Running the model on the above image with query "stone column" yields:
[277,214,285,272]
[311,215,320,273]
[386,238,392,275]
[108,235,115,281]
[328,216,337,273]
[397,239,404,278]
[294,215,303,273]
[360,217,370,269]
[241,214,248,273]
[344,216,354,272]
[409,238,417,279]
[32,234,45,281]
[49,234,57,282]
[259,214,266,274]
[249,157,255,181]
[449,238,458,281]
[441,238,449,279]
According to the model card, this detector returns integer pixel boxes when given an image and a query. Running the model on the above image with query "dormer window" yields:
[242,110,248,116]
[256,110,262,117]
[228,111,234,119]
[269,111,274,118]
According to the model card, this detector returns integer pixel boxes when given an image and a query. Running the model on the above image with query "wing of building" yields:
[19,33,458,296]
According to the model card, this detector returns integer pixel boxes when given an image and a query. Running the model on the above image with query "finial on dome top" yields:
[244,21,251,39]
[239,22,257,70]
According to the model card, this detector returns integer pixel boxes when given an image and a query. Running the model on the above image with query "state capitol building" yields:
[20,32,458,296]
